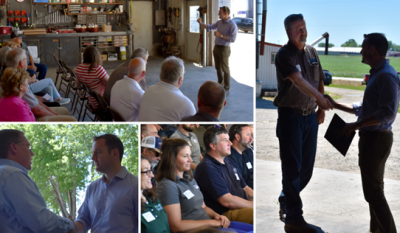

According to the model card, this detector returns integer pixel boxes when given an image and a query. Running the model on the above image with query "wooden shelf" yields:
[68,12,123,15]
[33,2,123,4]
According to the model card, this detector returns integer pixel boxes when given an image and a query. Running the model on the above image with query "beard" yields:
[182,125,193,132]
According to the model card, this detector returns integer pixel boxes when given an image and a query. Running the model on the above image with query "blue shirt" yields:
[353,59,400,131]
[0,159,74,233]
[194,153,247,214]
[76,166,138,233]
[207,18,238,46]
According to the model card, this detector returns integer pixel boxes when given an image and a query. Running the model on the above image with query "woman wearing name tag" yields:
[156,138,253,233]
[141,156,170,233]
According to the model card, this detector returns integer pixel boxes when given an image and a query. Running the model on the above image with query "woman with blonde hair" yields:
[156,138,253,233]
[75,45,109,110]
[0,67,35,121]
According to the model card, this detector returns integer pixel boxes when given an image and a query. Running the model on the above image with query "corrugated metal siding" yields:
[257,44,280,90]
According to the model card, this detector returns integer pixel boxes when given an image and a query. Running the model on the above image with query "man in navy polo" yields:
[194,126,253,224]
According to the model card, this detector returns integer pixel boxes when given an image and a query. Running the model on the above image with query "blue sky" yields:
[265,0,400,47]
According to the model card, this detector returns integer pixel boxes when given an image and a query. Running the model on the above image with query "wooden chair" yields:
[107,106,126,122]
[80,83,98,122]
[94,92,113,121]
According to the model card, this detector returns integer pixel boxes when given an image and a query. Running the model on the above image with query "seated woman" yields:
[75,45,109,110]
[141,156,170,233]
[156,138,253,233]
[0,67,35,121]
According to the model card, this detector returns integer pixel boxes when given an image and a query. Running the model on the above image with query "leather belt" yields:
[279,107,315,116]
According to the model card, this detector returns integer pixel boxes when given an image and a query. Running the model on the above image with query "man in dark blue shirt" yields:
[227,125,253,189]
[327,33,399,233]
[194,126,253,224]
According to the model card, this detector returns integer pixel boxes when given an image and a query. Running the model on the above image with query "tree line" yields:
[318,39,400,51]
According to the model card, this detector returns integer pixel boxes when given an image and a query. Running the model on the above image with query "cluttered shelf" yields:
[33,2,123,4]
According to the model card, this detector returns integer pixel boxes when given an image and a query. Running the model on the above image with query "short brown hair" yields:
[228,124,249,142]
[0,129,24,159]
[93,134,124,161]
[83,45,102,73]
[130,47,149,60]
[155,138,192,182]
[1,67,29,97]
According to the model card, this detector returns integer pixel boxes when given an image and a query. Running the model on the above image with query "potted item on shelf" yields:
[75,24,87,33]
[88,24,99,32]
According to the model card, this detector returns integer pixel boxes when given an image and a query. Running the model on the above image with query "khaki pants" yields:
[213,45,231,90]
[223,207,253,224]
[36,107,77,122]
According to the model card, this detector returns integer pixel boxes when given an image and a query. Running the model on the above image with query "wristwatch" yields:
[220,35,223,38]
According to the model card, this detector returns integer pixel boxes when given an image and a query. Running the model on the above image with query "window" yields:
[271,52,276,64]
[190,6,200,33]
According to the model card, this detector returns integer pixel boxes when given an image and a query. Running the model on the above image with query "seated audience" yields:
[0,67,35,121]
[227,125,254,189]
[141,124,160,140]
[0,46,12,77]
[156,138,253,233]
[104,47,149,104]
[194,126,253,224]
[138,56,196,121]
[75,45,109,110]
[6,48,70,105]
[142,135,162,187]
[110,57,146,121]
[182,80,226,121]
[141,156,170,233]
[11,32,48,80]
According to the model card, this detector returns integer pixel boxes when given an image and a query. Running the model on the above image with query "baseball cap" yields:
[142,136,162,153]
[10,31,20,39]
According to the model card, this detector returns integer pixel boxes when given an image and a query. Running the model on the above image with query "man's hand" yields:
[28,75,38,84]
[342,122,360,138]
[28,65,37,71]
[316,95,334,110]
[67,216,78,233]
[316,108,325,124]
[214,31,221,38]
[154,124,163,131]
[324,94,337,108]
[215,215,230,228]
[197,18,203,24]
[36,96,44,102]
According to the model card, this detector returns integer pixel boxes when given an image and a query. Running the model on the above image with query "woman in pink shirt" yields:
[75,46,109,110]
[0,67,35,121]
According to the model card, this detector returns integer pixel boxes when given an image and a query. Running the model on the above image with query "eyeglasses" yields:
[141,170,154,176]
[17,143,33,152]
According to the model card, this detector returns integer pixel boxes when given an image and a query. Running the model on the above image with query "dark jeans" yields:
[276,107,318,224]
[359,131,396,233]
[27,62,48,80]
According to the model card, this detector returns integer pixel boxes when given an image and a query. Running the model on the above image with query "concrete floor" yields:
[256,159,400,233]
[47,56,253,122]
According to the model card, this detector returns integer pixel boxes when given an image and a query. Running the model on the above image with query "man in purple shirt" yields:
[197,6,238,96]
[71,134,138,233]
[327,33,399,233]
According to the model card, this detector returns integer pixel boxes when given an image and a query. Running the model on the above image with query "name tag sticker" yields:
[183,190,195,199]
[142,211,156,222]
[296,64,301,72]
[246,162,252,169]
[235,173,240,180]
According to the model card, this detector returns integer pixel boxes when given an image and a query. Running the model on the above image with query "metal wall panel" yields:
[257,43,280,90]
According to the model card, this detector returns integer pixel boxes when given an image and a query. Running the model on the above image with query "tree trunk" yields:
[49,174,69,218]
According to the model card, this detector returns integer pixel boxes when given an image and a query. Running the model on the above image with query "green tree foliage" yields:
[317,42,335,48]
[341,39,358,47]
[388,41,400,51]
[0,124,138,218]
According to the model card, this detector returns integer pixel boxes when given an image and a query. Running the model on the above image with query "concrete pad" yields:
[256,159,400,233]
[46,56,253,121]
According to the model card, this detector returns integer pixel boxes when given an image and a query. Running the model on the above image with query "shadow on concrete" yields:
[256,97,278,110]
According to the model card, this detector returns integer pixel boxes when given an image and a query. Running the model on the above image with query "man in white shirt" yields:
[138,56,196,121]
[110,58,146,121]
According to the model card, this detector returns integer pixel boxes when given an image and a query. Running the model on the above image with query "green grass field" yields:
[319,55,400,78]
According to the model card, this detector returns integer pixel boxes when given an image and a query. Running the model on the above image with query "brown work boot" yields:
[284,220,318,233]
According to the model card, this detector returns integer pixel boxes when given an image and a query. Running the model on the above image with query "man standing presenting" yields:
[72,134,138,233]
[110,57,146,121]
[0,129,75,233]
[274,14,333,233]
[197,6,237,96]
[328,33,399,233]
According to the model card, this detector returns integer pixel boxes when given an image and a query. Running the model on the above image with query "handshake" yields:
[316,94,336,111]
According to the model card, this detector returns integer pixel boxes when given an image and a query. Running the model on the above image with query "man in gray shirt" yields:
[170,124,202,170]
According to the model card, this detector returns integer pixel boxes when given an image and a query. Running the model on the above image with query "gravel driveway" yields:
[256,86,400,180]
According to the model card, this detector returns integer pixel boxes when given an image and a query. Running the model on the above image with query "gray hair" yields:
[284,14,305,31]
[160,56,184,84]
[6,48,26,68]
[0,46,12,65]
[128,57,146,75]
[130,47,149,60]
